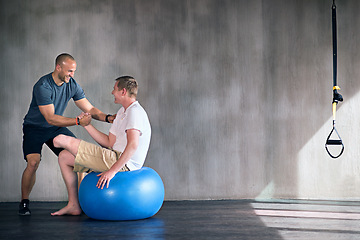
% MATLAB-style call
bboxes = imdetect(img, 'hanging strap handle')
[325,118,344,159]
[325,0,344,159]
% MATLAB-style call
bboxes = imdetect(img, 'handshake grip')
[77,112,91,126]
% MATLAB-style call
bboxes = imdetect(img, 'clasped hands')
[77,112,91,126]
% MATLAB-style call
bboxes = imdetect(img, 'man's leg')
[51,134,82,216]
[51,149,82,216]
[19,153,41,216]
[78,172,85,190]
[53,134,80,156]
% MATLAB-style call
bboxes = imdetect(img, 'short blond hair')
[115,76,138,97]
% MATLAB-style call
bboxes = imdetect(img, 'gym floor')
[1,199,360,239]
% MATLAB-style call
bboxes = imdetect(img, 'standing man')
[19,53,115,216]
[51,76,151,216]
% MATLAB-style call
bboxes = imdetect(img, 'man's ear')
[55,64,61,72]
[122,88,127,96]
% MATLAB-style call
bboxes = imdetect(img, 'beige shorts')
[74,140,129,173]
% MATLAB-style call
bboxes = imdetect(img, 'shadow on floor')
[1,200,360,239]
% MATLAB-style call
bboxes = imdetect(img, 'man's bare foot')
[51,204,82,216]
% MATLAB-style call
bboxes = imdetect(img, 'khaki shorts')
[74,140,129,173]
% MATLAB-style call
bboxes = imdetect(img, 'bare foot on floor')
[51,204,82,216]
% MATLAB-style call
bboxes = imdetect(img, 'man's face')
[111,82,123,104]
[58,59,76,83]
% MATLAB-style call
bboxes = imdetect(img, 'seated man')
[51,76,151,216]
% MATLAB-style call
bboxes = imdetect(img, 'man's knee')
[53,134,70,148]
[54,135,80,157]
[58,150,76,167]
[26,154,41,170]
[59,149,73,160]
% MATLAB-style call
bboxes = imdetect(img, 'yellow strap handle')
[332,86,341,120]
[332,102,337,121]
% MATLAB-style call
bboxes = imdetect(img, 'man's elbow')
[128,142,139,152]
[44,116,57,126]
[89,108,102,120]
[45,118,55,125]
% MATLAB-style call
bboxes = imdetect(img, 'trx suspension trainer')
[325,0,344,158]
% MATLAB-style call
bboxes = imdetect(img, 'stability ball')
[79,167,165,221]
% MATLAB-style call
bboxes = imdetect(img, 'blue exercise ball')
[79,167,165,221]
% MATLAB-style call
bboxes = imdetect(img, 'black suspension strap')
[325,0,344,158]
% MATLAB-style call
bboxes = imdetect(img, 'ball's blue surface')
[79,167,165,220]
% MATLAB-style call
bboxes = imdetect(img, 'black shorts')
[22,124,76,161]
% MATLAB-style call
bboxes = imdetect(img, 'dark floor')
[1,199,360,240]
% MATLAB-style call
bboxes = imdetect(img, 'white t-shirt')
[109,101,151,170]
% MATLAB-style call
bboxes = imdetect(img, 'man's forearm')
[83,124,111,148]
[109,130,140,172]
[46,115,78,127]
[109,142,138,172]
[88,108,106,122]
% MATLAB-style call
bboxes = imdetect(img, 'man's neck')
[123,98,136,111]
[51,72,64,86]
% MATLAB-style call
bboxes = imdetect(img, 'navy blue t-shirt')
[23,73,86,128]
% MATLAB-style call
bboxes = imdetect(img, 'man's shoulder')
[129,102,147,114]
[38,73,53,82]
[68,77,78,84]
[132,101,146,110]
[68,77,83,90]
[34,73,53,90]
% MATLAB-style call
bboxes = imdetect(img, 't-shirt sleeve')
[72,82,86,101]
[126,109,143,135]
[33,83,53,106]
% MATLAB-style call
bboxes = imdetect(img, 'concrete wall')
[1,0,360,202]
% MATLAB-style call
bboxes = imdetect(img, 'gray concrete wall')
[1,0,360,202]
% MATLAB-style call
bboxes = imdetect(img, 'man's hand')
[96,170,117,189]
[107,114,117,123]
[77,112,89,119]
[78,112,91,126]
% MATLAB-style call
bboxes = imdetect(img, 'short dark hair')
[115,76,138,97]
[55,53,75,66]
